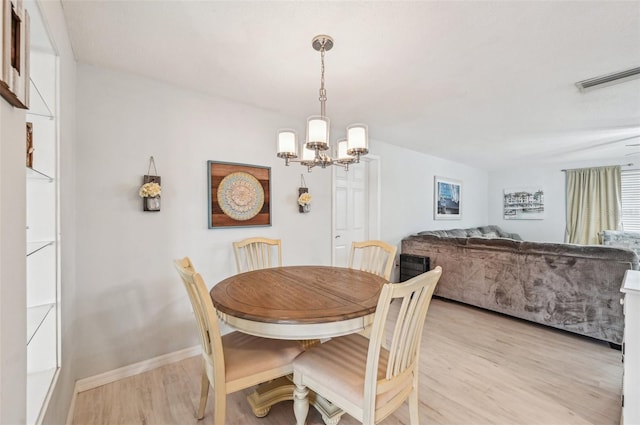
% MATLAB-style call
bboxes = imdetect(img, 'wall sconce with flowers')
[139,156,161,212]
[298,174,312,213]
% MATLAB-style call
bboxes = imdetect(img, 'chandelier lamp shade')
[276,35,369,172]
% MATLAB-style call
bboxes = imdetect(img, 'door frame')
[331,154,381,266]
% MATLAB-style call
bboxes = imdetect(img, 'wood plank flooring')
[71,299,623,425]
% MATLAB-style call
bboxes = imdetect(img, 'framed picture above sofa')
[503,187,544,220]
[434,176,462,220]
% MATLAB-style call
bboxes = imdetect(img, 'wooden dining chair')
[292,266,442,425]
[173,257,303,424]
[348,240,397,280]
[233,237,282,273]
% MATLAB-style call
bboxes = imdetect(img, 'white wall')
[373,138,489,244]
[73,64,489,380]
[73,64,335,378]
[488,158,632,242]
[0,98,28,425]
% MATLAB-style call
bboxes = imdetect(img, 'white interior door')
[332,157,380,267]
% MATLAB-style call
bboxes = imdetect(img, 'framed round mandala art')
[208,161,271,228]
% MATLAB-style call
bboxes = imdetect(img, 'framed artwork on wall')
[434,176,462,220]
[503,187,544,220]
[0,0,29,109]
[208,160,271,229]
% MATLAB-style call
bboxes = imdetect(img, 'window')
[621,169,640,231]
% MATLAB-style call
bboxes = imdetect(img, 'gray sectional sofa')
[401,226,639,345]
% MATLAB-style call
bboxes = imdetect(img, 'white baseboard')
[66,345,200,424]
[75,345,200,393]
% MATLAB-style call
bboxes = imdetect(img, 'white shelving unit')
[25,2,59,424]
[621,270,640,425]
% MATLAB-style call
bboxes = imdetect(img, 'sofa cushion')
[601,230,640,256]
[417,225,522,240]
[478,225,501,235]
[519,240,639,265]
[467,236,521,251]
[465,228,483,237]
[410,234,468,246]
[480,231,498,238]
[445,228,469,237]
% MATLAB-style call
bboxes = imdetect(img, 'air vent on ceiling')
[575,67,640,92]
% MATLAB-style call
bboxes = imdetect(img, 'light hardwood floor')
[72,299,623,425]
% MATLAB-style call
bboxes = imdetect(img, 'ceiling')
[59,0,640,170]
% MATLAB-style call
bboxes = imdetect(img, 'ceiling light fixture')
[276,35,368,172]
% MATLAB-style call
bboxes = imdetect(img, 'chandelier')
[276,35,369,172]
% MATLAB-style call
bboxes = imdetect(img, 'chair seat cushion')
[223,331,303,382]
[293,333,403,408]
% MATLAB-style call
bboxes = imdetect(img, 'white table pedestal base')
[247,376,345,425]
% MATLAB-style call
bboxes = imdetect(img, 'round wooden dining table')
[210,265,387,424]
[210,265,387,340]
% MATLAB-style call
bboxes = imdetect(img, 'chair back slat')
[348,240,397,280]
[233,237,282,273]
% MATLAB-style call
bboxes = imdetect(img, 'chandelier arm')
[333,161,349,171]
[283,155,357,171]
[285,157,317,171]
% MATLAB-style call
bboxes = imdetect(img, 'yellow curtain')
[565,166,621,244]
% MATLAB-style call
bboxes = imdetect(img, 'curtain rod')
[561,163,634,172]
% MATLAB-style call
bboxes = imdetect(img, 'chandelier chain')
[319,42,327,117]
